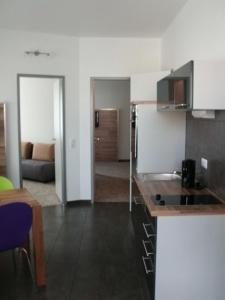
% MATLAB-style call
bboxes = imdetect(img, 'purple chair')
[0,202,33,278]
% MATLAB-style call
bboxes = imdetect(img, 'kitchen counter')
[133,173,225,300]
[134,173,225,216]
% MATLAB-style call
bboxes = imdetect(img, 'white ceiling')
[0,0,188,37]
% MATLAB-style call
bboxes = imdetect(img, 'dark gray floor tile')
[0,203,149,300]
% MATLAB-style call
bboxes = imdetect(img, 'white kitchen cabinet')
[155,215,225,300]
[193,60,225,110]
[130,71,169,102]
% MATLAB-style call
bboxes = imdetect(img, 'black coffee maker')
[182,159,196,188]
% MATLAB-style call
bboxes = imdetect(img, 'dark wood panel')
[95,109,118,161]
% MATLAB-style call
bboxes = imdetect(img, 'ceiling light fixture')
[25,50,50,57]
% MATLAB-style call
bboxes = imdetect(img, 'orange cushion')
[21,142,33,159]
[32,143,54,161]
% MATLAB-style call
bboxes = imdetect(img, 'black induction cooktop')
[152,194,221,206]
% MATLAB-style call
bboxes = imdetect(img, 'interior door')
[95,109,118,161]
[53,79,64,203]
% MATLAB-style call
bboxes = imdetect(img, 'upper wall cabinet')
[130,71,169,102]
[157,61,193,111]
[193,60,225,110]
[157,60,225,111]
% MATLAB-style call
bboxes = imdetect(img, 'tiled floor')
[0,203,150,300]
[95,175,129,202]
[95,162,129,179]
[23,180,60,207]
[95,162,130,202]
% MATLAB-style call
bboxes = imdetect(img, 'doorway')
[91,78,130,203]
[17,74,66,206]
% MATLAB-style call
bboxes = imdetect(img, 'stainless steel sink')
[140,173,181,182]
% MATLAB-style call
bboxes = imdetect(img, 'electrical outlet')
[70,138,76,149]
[201,157,208,170]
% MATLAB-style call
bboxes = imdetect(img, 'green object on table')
[0,176,14,191]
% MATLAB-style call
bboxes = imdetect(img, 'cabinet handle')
[142,256,154,274]
[142,240,154,256]
[143,223,156,238]
[174,103,187,109]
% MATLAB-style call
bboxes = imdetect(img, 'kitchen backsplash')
[186,111,225,199]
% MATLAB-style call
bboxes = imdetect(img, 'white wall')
[0,29,80,201]
[94,79,130,160]
[79,37,162,199]
[2,1,224,201]
[162,0,225,69]
[20,77,55,143]
[0,30,162,201]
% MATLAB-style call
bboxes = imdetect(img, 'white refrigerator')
[129,72,186,211]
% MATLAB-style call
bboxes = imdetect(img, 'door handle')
[94,137,103,142]
[174,103,187,109]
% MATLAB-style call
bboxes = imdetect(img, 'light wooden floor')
[95,162,130,203]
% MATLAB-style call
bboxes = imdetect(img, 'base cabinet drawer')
[132,198,157,300]
[142,256,154,274]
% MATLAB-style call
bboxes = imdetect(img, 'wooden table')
[0,188,46,287]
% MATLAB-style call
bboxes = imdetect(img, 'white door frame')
[17,74,67,205]
[90,77,130,205]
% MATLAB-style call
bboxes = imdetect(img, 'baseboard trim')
[66,200,92,206]
[118,159,130,162]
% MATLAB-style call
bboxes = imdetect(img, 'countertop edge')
[134,174,225,217]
